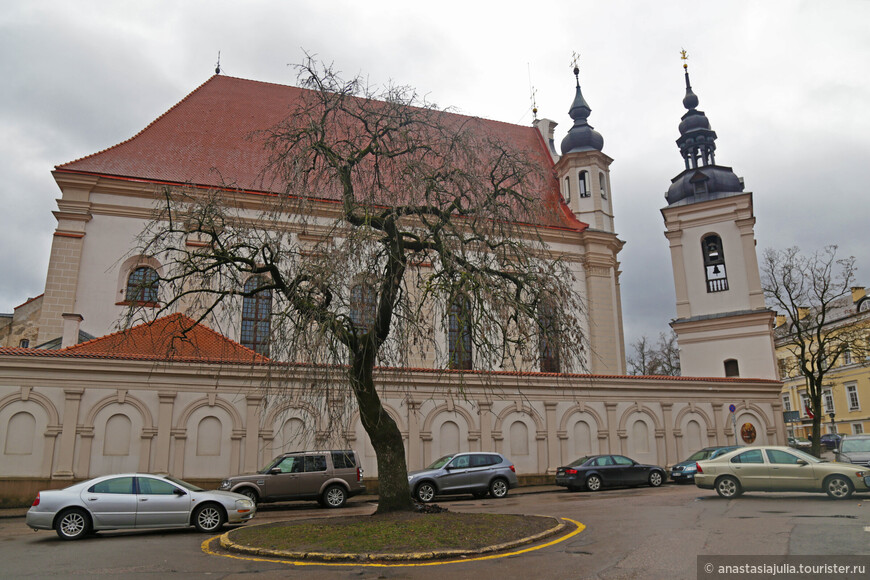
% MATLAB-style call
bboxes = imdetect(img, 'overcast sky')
[2,0,869,351]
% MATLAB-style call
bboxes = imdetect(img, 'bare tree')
[134,58,588,513]
[762,245,865,457]
[627,331,680,376]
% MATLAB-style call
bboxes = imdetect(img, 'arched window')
[563,176,571,202]
[724,359,740,377]
[125,266,159,304]
[702,234,728,293]
[350,282,377,331]
[241,275,272,356]
[538,301,561,373]
[578,170,589,198]
[599,172,607,199]
[448,295,472,370]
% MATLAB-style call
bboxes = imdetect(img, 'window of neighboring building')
[578,171,589,198]
[241,275,272,356]
[724,359,739,377]
[125,266,159,304]
[777,358,789,379]
[782,394,792,412]
[702,234,728,293]
[800,392,811,416]
[846,383,860,411]
[852,423,864,435]
[842,350,852,365]
[599,172,607,199]
[350,282,377,331]
[538,301,560,373]
[823,389,834,414]
[18,339,29,348]
[448,295,472,370]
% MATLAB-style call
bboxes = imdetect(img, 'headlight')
[219,480,230,490]
[408,476,413,481]
[235,498,254,509]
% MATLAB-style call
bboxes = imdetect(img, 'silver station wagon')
[26,473,256,540]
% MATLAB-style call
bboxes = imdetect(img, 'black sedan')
[555,454,666,492]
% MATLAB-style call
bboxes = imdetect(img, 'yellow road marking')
[201,518,585,568]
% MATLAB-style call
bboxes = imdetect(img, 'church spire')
[560,52,603,154]
[666,51,743,205]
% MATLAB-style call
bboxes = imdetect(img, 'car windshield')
[686,449,713,461]
[260,456,283,474]
[841,439,870,453]
[164,475,204,492]
[568,456,592,467]
[426,455,455,469]
[787,449,824,463]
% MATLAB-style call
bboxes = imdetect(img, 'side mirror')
[173,488,187,496]
[269,467,282,475]
[796,459,808,466]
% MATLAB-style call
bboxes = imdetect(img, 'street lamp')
[829,411,836,433]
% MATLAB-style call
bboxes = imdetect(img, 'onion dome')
[666,58,743,205]
[560,65,604,154]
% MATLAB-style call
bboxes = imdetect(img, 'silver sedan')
[26,473,256,540]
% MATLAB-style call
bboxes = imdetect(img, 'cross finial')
[570,51,580,83]
[680,48,689,70]
[530,86,538,120]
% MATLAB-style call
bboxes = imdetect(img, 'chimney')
[533,118,560,162]
[61,313,83,349]
[852,286,866,303]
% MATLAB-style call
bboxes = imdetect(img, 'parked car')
[407,452,518,502]
[787,436,811,450]
[835,435,870,467]
[819,433,842,450]
[555,454,666,492]
[26,473,256,540]
[694,445,870,499]
[670,446,738,483]
[219,450,364,508]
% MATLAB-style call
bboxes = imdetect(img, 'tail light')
[510,465,516,473]
[32,493,40,507]
[357,467,362,482]
[695,462,703,474]
[565,468,578,475]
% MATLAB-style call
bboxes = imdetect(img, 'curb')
[219,514,568,562]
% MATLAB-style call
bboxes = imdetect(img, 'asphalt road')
[4,484,869,579]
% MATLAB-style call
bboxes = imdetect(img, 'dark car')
[820,433,842,450]
[835,435,870,467]
[555,454,666,492]
[669,446,738,483]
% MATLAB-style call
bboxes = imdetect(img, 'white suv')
[407,452,518,502]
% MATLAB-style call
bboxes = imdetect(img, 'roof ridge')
[55,76,220,170]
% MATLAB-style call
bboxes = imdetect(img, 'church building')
[0,60,783,503]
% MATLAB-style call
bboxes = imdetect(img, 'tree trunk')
[350,355,414,513]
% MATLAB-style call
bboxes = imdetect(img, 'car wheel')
[55,508,91,540]
[415,482,436,503]
[238,487,259,504]
[193,503,226,533]
[715,476,741,499]
[489,478,509,498]
[322,485,347,508]
[825,475,854,500]
[648,471,664,487]
[472,490,488,499]
[585,474,602,492]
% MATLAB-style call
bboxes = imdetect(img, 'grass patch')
[229,512,556,553]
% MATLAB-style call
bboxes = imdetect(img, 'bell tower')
[661,53,776,379]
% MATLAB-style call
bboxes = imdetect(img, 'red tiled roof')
[55,75,586,232]
[51,313,270,364]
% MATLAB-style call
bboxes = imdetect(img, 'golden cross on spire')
[680,48,689,70]
[570,51,580,70]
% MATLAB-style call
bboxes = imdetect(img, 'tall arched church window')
[125,266,159,304]
[578,171,589,198]
[702,234,728,293]
[564,176,571,202]
[241,275,272,356]
[599,172,607,199]
[538,301,561,373]
[724,359,740,377]
[350,282,377,331]
[448,295,472,370]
